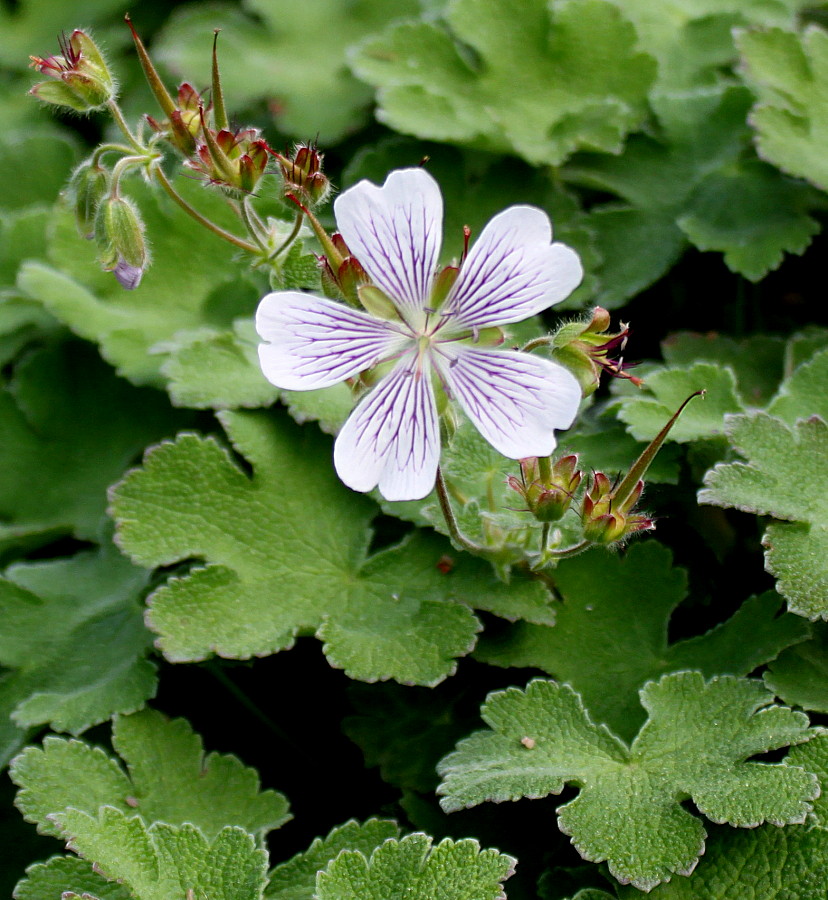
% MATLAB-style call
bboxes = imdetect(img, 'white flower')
[256,168,583,502]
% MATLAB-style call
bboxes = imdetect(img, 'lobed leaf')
[438,674,819,890]
[11,708,289,840]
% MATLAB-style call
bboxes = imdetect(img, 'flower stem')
[521,335,554,353]
[435,466,489,556]
[269,209,304,261]
[92,142,139,166]
[153,166,259,253]
[106,99,145,154]
[239,198,268,252]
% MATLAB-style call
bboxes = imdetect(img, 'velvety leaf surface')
[14,855,131,900]
[55,810,268,900]
[111,410,551,684]
[11,708,289,840]
[476,543,808,740]
[266,819,401,900]
[351,0,655,165]
[765,624,828,713]
[0,543,154,768]
[0,341,186,556]
[315,833,516,900]
[438,674,818,890]
[155,0,421,142]
[700,413,828,618]
[739,25,828,192]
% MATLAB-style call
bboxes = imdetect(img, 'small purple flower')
[256,168,583,501]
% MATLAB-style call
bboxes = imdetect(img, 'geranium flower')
[256,168,583,501]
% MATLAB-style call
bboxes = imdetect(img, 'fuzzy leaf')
[351,0,655,166]
[766,346,828,424]
[11,708,289,840]
[700,413,828,619]
[315,833,515,900]
[54,810,268,900]
[111,410,550,685]
[438,674,818,890]
[739,25,828,192]
[266,819,401,900]
[155,0,420,142]
[617,362,743,443]
[0,543,154,768]
[14,855,130,900]
[476,542,809,740]
[765,624,828,713]
[0,342,186,556]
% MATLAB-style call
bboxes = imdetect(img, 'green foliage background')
[3,0,828,897]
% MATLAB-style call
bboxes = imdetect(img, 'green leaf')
[608,0,804,90]
[437,673,818,890]
[111,410,549,685]
[661,332,786,406]
[266,819,401,900]
[155,0,420,142]
[14,855,131,900]
[476,542,809,740]
[0,543,154,769]
[315,833,515,900]
[351,0,655,166]
[0,341,187,556]
[617,362,743,443]
[676,159,819,281]
[18,175,263,386]
[11,707,290,840]
[765,624,828,713]
[767,346,828,424]
[0,131,79,211]
[739,25,828,192]
[54,809,268,900]
[700,413,828,619]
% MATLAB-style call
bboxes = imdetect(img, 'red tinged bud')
[508,454,583,523]
[29,30,116,112]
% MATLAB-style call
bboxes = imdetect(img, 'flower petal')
[256,291,408,390]
[334,356,440,502]
[434,345,581,458]
[445,206,582,330]
[334,168,443,321]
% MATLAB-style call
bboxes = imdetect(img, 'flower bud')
[66,160,110,238]
[551,306,642,396]
[276,143,331,207]
[508,455,583,523]
[29,30,116,112]
[187,123,273,197]
[581,472,653,544]
[95,195,148,289]
[147,83,202,155]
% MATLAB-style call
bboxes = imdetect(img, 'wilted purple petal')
[334,355,440,501]
[257,291,409,391]
[334,168,443,322]
[434,345,581,459]
[113,258,143,290]
[444,206,582,330]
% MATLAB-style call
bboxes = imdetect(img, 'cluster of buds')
[550,306,643,396]
[29,30,116,112]
[276,144,331,208]
[581,472,654,544]
[187,121,272,197]
[508,455,582,523]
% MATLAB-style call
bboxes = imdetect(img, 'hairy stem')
[435,466,489,556]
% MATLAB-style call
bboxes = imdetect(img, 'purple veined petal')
[256,291,409,391]
[334,168,443,322]
[433,345,582,459]
[334,354,440,502]
[443,206,583,330]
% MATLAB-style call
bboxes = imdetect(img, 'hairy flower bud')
[508,455,582,523]
[187,122,273,197]
[581,472,653,544]
[276,143,331,207]
[551,306,642,396]
[66,160,110,238]
[95,195,148,289]
[29,30,116,112]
